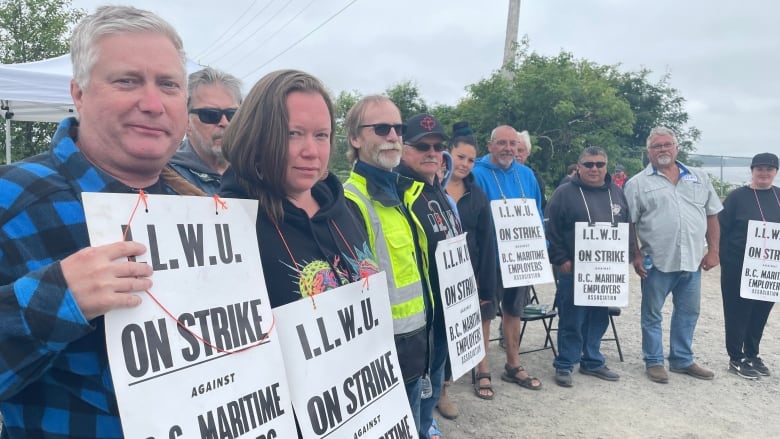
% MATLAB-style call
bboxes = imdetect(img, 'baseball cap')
[614,165,625,172]
[750,152,779,169]
[404,113,448,143]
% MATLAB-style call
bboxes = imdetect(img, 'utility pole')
[502,0,521,71]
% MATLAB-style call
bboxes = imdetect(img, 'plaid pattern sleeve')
[0,119,178,438]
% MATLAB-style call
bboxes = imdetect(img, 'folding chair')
[601,306,624,362]
[492,286,558,358]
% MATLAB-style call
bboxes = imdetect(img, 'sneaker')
[580,366,620,381]
[729,358,760,379]
[747,357,771,376]
[555,369,573,387]
[646,365,669,384]
[670,362,715,380]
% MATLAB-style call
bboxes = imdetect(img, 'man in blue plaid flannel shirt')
[0,6,201,438]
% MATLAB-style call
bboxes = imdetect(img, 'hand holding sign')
[60,241,152,320]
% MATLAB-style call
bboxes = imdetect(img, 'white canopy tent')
[0,54,202,163]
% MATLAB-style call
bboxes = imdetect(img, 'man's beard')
[656,154,673,166]
[372,142,402,170]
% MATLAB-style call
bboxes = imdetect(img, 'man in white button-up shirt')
[624,126,722,384]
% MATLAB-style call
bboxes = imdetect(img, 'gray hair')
[71,5,185,90]
[517,130,532,151]
[344,95,396,163]
[646,126,678,149]
[187,67,243,110]
[579,146,607,162]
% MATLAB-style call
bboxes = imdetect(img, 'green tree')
[608,68,700,174]
[330,90,362,180]
[385,80,429,121]
[457,50,635,187]
[0,0,85,162]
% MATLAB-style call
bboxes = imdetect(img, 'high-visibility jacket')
[344,171,431,382]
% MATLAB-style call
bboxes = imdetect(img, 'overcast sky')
[72,0,779,158]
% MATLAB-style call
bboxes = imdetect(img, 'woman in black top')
[719,152,780,379]
[446,122,498,399]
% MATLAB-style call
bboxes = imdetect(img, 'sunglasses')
[407,142,447,152]
[581,161,607,169]
[359,123,407,136]
[189,108,238,124]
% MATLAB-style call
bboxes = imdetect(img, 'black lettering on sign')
[146,224,171,271]
[177,300,265,361]
[121,224,136,262]
[177,223,204,267]
[338,305,356,341]
[307,386,342,435]
[361,298,377,331]
[121,319,173,378]
[197,383,285,438]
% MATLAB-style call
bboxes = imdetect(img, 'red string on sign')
[123,191,270,355]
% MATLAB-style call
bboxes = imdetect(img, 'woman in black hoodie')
[220,69,378,307]
[445,123,498,401]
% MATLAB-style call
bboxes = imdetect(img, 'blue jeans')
[641,268,701,368]
[553,272,609,372]
[419,322,447,439]
[404,377,422,435]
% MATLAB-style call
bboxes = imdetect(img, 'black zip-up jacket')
[546,173,635,267]
[220,169,378,307]
[395,163,463,332]
[455,174,498,305]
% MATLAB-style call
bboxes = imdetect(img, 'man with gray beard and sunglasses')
[624,126,722,384]
[167,67,242,195]
[342,96,432,436]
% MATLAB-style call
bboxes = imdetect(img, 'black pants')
[721,263,775,361]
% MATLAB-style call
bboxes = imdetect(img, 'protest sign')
[434,233,484,380]
[83,193,296,439]
[274,272,416,439]
[573,222,630,306]
[740,220,780,302]
[491,198,554,287]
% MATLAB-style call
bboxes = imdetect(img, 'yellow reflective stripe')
[391,291,425,320]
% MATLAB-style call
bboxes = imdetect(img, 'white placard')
[83,193,297,439]
[274,272,417,439]
[573,222,630,307]
[740,220,780,301]
[491,198,554,287]
[434,233,484,380]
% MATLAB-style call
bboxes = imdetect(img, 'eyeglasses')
[407,142,447,152]
[359,123,407,136]
[189,108,238,124]
[649,142,676,150]
[492,139,518,148]
[580,161,607,169]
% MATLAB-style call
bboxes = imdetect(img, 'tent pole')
[4,119,10,164]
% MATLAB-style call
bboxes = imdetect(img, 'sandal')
[428,419,442,439]
[501,363,542,390]
[471,368,495,400]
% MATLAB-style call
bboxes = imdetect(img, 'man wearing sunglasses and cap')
[167,67,242,195]
[342,96,432,436]
[395,113,463,439]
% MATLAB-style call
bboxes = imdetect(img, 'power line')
[208,0,295,65]
[241,0,359,79]
[222,0,317,73]
[194,0,270,61]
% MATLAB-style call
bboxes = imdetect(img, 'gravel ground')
[437,266,780,438]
